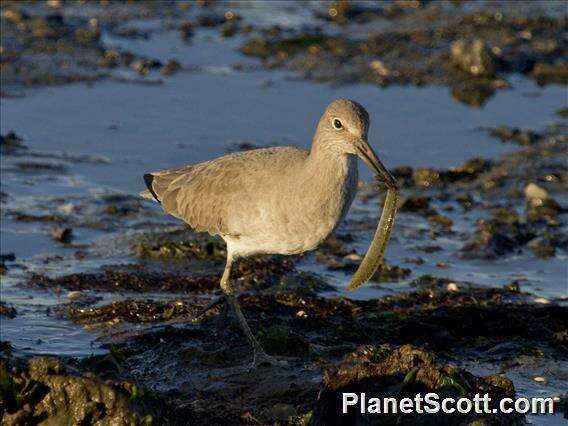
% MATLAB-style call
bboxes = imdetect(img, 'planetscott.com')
[342,393,555,415]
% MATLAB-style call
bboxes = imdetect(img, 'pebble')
[344,253,363,261]
[450,39,497,77]
[524,183,548,201]
[67,291,83,301]
[58,203,75,214]
[447,282,459,292]
[370,60,390,77]
[50,227,73,243]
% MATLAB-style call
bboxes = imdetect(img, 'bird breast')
[226,154,359,257]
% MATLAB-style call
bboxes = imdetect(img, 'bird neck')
[302,138,359,231]
[305,138,357,187]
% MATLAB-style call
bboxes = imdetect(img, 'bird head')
[315,99,397,188]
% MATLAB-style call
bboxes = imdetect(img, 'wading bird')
[141,99,399,368]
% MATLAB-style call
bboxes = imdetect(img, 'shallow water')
[1,13,566,420]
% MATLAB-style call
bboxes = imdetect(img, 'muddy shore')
[3,119,567,422]
[1,1,567,425]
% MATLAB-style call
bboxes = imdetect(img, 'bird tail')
[141,173,161,203]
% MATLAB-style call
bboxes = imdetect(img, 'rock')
[256,325,309,357]
[489,126,542,145]
[16,161,66,172]
[369,59,390,77]
[415,244,443,253]
[451,79,496,107]
[310,345,524,425]
[13,213,64,223]
[446,158,493,181]
[179,21,194,40]
[317,1,383,24]
[240,34,339,59]
[456,193,475,209]
[1,252,15,273]
[428,214,453,230]
[160,59,182,76]
[74,27,100,45]
[57,203,75,215]
[135,234,227,262]
[0,357,153,425]
[504,281,521,292]
[532,62,568,85]
[46,0,62,8]
[1,253,16,263]
[399,196,431,213]
[446,282,459,292]
[99,50,120,68]
[1,132,27,154]
[410,274,441,287]
[461,210,535,259]
[394,0,427,9]
[371,263,411,283]
[220,21,239,38]
[64,299,194,325]
[526,197,562,224]
[65,291,101,306]
[67,291,83,301]
[523,183,562,223]
[483,374,516,397]
[50,227,73,243]
[2,8,30,24]
[315,236,357,271]
[450,39,498,77]
[556,107,568,118]
[131,58,162,76]
[527,236,556,258]
[412,168,441,187]
[0,302,17,318]
[109,26,148,40]
[196,14,226,27]
[391,166,413,187]
[524,183,549,201]
[552,330,568,345]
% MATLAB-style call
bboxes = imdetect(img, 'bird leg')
[192,296,226,321]
[220,257,285,369]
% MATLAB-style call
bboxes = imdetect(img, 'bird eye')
[333,118,343,130]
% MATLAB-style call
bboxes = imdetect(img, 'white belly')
[225,221,335,257]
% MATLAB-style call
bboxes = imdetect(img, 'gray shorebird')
[141,99,399,368]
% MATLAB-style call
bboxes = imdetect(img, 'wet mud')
[6,274,566,424]
[1,356,157,425]
[372,121,567,261]
[3,1,566,106]
[238,2,567,106]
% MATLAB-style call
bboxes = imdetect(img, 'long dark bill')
[348,140,399,291]
[355,140,397,188]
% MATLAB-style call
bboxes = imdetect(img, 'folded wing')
[141,147,308,236]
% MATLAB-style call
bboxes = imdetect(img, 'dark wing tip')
[143,173,161,204]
